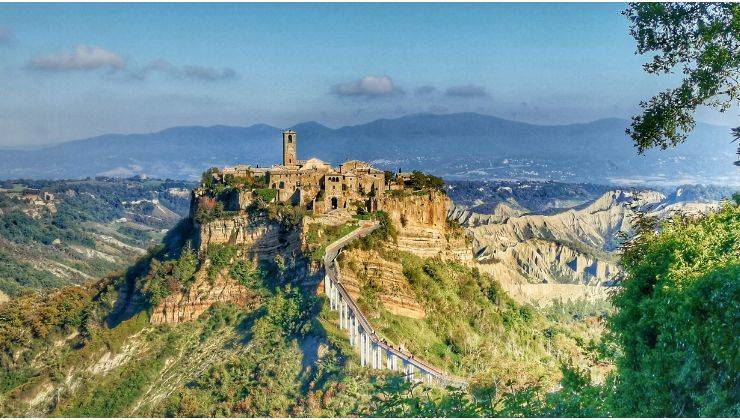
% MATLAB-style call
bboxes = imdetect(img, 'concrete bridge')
[323,221,467,388]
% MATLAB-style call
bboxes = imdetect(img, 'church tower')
[282,130,297,166]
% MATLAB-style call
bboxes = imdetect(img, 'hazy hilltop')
[0,113,736,186]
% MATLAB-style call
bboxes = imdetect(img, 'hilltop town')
[193,130,443,218]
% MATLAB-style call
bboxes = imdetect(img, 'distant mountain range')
[1,113,737,186]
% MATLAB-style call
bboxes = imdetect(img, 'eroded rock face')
[150,266,260,324]
[195,214,301,262]
[339,249,425,319]
[152,215,304,325]
[380,191,472,262]
[450,190,661,286]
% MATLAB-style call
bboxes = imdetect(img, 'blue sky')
[0,3,734,147]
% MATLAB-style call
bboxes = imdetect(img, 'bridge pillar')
[359,331,367,366]
[332,281,337,311]
[386,350,396,370]
[348,313,355,346]
[332,289,337,311]
[352,315,359,348]
[344,301,352,335]
[325,276,332,309]
[404,363,414,382]
[370,343,376,369]
[339,299,346,330]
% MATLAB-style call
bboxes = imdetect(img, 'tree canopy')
[610,203,739,416]
[623,3,740,164]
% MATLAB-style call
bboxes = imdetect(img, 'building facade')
[222,130,387,213]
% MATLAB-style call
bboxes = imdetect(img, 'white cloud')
[445,84,489,98]
[331,75,403,98]
[28,45,125,71]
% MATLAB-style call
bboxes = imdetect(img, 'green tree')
[200,167,221,189]
[623,3,740,164]
[609,204,739,416]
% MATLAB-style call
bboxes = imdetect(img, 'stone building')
[221,130,387,214]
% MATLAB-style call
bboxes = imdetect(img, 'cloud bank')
[331,75,403,98]
[28,45,125,71]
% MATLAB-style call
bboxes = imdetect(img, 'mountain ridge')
[0,112,736,185]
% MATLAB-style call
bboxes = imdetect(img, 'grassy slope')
[343,245,611,390]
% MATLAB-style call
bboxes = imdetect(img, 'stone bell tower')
[282,130,297,166]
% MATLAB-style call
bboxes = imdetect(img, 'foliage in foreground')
[623,3,739,163]
[609,203,739,417]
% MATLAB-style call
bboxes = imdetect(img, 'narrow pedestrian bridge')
[323,222,467,388]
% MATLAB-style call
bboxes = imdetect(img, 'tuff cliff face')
[379,191,472,261]
[194,214,301,261]
[151,214,304,324]
[338,191,472,319]
[338,249,425,319]
[150,263,260,324]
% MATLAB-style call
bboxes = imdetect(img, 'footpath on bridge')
[322,219,467,388]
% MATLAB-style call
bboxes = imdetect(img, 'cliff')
[150,263,260,324]
[338,249,425,319]
[194,213,301,261]
[449,190,661,288]
[150,213,305,324]
[379,191,472,262]
[337,190,471,319]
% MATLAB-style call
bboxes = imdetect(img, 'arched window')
[288,134,293,143]
[272,183,276,189]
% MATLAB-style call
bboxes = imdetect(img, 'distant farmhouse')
[199,130,413,214]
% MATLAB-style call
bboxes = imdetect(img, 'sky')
[0,3,735,148]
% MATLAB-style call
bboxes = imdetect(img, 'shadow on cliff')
[106,217,195,328]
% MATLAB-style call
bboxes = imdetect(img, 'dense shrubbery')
[0,286,93,391]
[305,222,359,261]
[405,171,445,192]
[609,203,739,416]
[254,188,277,203]
[0,209,92,247]
[206,244,238,279]
[350,211,397,251]
[193,199,224,224]
[140,247,198,306]
[160,286,370,417]
[229,259,265,289]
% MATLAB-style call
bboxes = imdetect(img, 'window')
[279,181,285,189]
[288,134,293,142]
